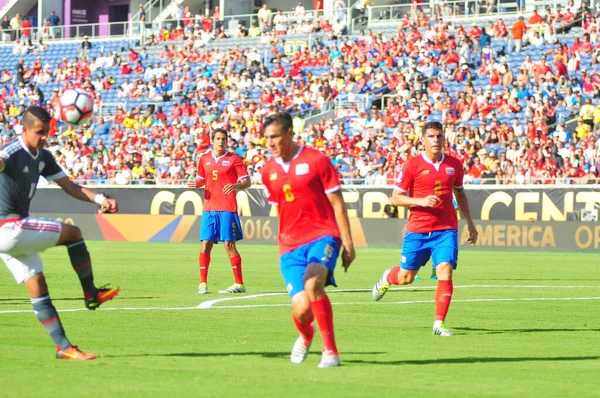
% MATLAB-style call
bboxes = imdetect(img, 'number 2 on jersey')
[212,170,218,180]
[283,184,294,202]
[434,180,442,195]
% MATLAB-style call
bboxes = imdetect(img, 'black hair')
[23,105,51,128]
[212,128,228,140]
[422,121,444,137]
[263,112,293,133]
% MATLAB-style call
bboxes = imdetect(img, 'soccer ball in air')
[58,89,94,125]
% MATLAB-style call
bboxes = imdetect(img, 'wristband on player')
[94,194,107,205]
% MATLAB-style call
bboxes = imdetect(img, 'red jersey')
[395,153,464,233]
[197,152,248,212]
[261,147,341,255]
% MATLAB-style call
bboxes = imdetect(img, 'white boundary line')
[0,284,598,314]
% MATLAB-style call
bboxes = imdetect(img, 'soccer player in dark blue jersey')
[0,106,120,360]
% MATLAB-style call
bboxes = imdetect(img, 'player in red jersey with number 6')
[372,121,478,336]
[261,112,355,368]
[188,128,251,294]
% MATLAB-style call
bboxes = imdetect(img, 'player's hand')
[101,198,118,213]
[187,178,198,189]
[341,244,355,272]
[222,183,237,195]
[467,221,478,245]
[420,195,441,208]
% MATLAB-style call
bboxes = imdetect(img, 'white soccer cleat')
[290,335,312,364]
[372,269,391,301]
[318,350,341,368]
[432,321,454,337]
[198,282,208,294]
[218,283,246,294]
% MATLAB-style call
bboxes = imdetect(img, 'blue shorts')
[280,236,340,298]
[400,230,458,271]
[200,211,243,243]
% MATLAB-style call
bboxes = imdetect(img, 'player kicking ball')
[0,106,120,360]
[188,128,251,294]
[372,121,477,336]
[261,113,355,368]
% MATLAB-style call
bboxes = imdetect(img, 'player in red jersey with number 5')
[372,121,478,336]
[188,128,251,294]
[261,112,355,368]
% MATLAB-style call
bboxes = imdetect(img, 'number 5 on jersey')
[283,184,294,202]
[212,170,218,180]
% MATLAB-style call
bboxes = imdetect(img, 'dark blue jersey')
[0,138,66,220]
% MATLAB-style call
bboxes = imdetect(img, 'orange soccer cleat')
[56,346,96,360]
[84,286,121,310]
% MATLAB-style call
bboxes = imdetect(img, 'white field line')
[0,284,598,314]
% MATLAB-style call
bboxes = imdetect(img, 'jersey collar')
[274,146,303,174]
[421,152,444,171]
[18,136,39,160]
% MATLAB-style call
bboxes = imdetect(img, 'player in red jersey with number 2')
[372,121,478,336]
[188,128,250,294]
[261,112,355,368]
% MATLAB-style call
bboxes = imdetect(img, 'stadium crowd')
[0,2,600,186]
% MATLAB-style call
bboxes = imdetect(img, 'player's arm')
[453,164,478,244]
[222,157,251,195]
[188,157,206,188]
[54,177,118,212]
[327,189,355,272]
[319,155,355,271]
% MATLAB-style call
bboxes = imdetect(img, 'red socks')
[199,253,210,283]
[386,266,401,285]
[311,296,338,355]
[230,255,243,284]
[435,280,454,321]
[293,314,315,344]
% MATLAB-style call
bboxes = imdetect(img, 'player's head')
[212,128,228,154]
[263,112,294,159]
[22,105,51,151]
[421,121,444,156]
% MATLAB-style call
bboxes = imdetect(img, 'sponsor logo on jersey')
[296,164,309,175]
[206,162,211,165]
[23,166,29,173]
[422,170,430,175]
[270,173,277,181]
[446,167,455,175]
[222,160,231,166]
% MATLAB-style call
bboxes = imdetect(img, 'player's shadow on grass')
[470,278,600,281]
[106,351,385,359]
[0,296,157,305]
[345,355,600,366]
[454,327,600,334]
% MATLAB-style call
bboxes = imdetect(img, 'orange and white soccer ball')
[58,89,94,125]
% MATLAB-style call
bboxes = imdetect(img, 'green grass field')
[0,242,599,398]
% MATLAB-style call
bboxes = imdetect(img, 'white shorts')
[0,218,62,284]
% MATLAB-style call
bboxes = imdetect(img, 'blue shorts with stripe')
[200,211,243,243]
[280,236,340,298]
[400,230,458,270]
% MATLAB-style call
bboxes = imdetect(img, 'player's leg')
[281,248,315,364]
[218,212,245,293]
[372,232,428,301]
[1,252,95,360]
[55,221,120,309]
[304,236,341,368]
[430,262,438,280]
[430,230,459,337]
[198,211,217,294]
